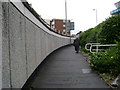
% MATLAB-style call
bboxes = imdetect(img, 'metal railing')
[85,43,117,53]
[85,43,100,52]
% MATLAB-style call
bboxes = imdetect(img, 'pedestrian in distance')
[73,38,80,53]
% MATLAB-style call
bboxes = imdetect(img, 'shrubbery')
[80,15,120,46]
[79,15,120,77]
[99,15,120,44]
[89,46,120,76]
[80,23,102,48]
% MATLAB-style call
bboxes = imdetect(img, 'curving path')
[23,45,111,89]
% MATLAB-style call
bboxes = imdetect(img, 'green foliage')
[116,41,120,60]
[81,48,88,53]
[79,28,93,48]
[99,15,120,44]
[79,22,103,49]
[89,46,120,76]
[79,15,120,78]
[79,15,120,48]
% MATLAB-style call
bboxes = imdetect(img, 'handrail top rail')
[85,43,117,53]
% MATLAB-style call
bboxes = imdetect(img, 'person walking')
[73,38,80,53]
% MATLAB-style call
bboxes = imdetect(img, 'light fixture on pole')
[65,0,71,43]
[93,9,98,52]
[65,0,68,33]
[65,0,67,23]
[93,9,98,25]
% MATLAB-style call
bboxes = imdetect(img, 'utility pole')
[65,0,68,32]
[93,9,98,25]
[93,9,98,52]
[65,0,71,43]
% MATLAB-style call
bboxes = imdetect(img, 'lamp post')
[93,9,98,25]
[65,0,70,35]
[65,0,68,34]
[65,0,67,24]
[65,0,71,43]
[93,9,98,52]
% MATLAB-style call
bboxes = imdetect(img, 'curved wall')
[1,0,71,88]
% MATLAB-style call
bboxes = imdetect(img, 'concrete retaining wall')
[0,1,2,89]
[1,1,71,89]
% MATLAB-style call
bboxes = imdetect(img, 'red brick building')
[51,19,67,35]
[44,19,72,35]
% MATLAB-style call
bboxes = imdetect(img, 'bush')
[79,22,103,50]
[81,48,88,53]
[99,15,120,44]
[79,15,120,49]
[89,47,120,76]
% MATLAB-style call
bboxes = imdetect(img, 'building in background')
[111,1,120,15]
[51,19,66,35]
[44,19,74,36]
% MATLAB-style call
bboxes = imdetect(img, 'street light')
[93,9,98,25]
[93,9,98,52]
[65,0,68,32]
[65,0,71,36]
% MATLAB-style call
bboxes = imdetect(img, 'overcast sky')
[27,0,119,34]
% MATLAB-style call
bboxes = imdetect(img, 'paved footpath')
[26,45,112,89]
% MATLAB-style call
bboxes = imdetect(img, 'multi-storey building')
[51,19,66,35]
[44,19,74,35]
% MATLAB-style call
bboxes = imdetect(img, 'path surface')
[26,45,111,89]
